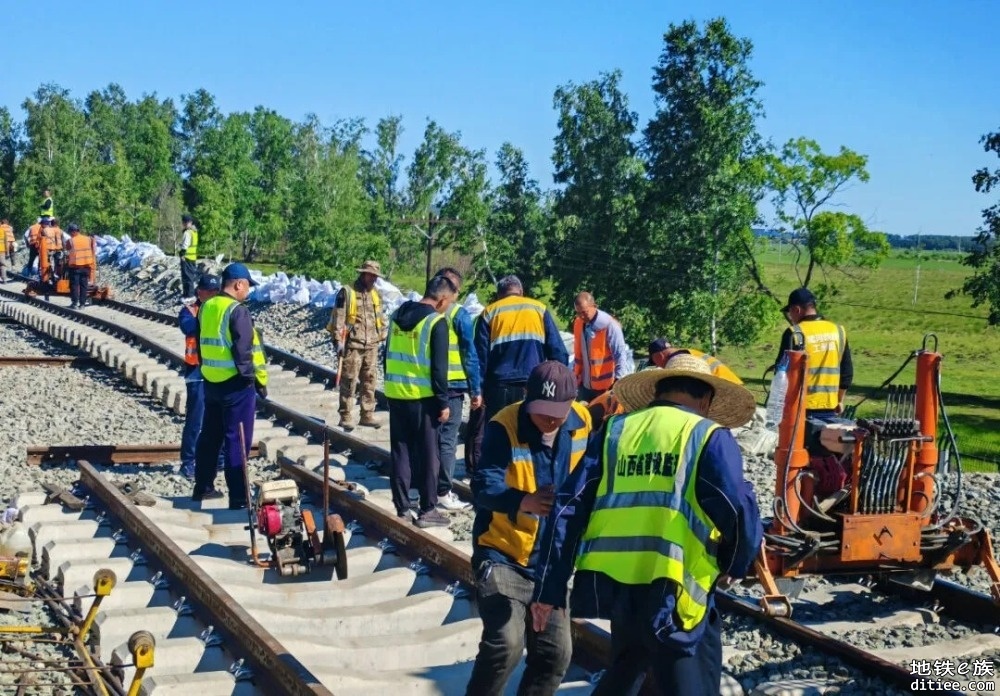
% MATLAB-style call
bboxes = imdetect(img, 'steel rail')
[0,355,101,368]
[26,443,260,466]
[75,460,333,696]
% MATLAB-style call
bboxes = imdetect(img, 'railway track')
[2,281,999,693]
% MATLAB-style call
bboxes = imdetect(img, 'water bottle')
[764,356,789,432]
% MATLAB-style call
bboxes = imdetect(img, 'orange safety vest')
[67,234,95,268]
[183,304,200,366]
[28,224,42,247]
[573,313,620,392]
[43,227,63,251]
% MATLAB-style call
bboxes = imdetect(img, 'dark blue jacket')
[532,401,763,653]
[471,403,594,580]
[178,303,200,379]
[450,304,482,397]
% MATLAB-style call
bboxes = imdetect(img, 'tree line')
[1,18,911,347]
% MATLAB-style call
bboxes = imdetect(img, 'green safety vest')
[198,294,268,385]
[184,227,198,261]
[384,311,443,400]
[445,303,467,389]
[576,405,721,631]
[40,197,54,218]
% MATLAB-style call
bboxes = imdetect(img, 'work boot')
[358,414,381,429]
[339,418,355,432]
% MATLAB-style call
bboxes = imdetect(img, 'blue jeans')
[437,394,464,495]
[194,381,257,505]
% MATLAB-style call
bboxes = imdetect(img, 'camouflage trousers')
[339,344,379,424]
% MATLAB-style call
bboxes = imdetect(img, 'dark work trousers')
[592,582,722,696]
[464,402,487,475]
[181,371,225,476]
[194,380,257,505]
[68,267,89,306]
[465,561,572,696]
[26,246,38,275]
[388,396,442,515]
[180,258,199,298]
[484,381,527,421]
[437,393,464,495]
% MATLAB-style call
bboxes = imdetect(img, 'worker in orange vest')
[177,274,222,479]
[65,224,96,308]
[0,218,14,283]
[26,218,43,274]
[573,291,629,402]
[648,338,744,385]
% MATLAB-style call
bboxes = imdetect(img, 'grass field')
[720,247,1000,471]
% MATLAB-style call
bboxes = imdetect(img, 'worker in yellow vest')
[0,218,14,283]
[648,338,743,385]
[466,361,593,695]
[776,287,853,422]
[327,260,387,431]
[194,263,267,509]
[178,214,199,301]
[530,354,761,695]
[177,275,221,479]
[39,189,54,219]
[384,274,456,528]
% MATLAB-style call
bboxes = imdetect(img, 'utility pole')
[398,211,465,287]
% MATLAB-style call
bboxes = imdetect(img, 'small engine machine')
[254,480,318,577]
[755,334,1000,616]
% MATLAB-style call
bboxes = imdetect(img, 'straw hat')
[356,260,383,277]
[613,353,756,428]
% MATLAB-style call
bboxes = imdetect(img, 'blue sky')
[4,1,997,237]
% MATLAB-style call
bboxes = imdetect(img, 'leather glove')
[255,382,268,400]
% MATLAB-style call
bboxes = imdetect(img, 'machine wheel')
[128,629,156,654]
[333,530,348,580]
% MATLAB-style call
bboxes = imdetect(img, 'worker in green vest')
[530,354,762,695]
[383,273,457,529]
[194,263,267,510]
[178,213,200,301]
[40,189,54,219]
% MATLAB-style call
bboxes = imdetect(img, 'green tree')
[550,70,645,330]
[642,18,772,350]
[363,115,406,261]
[245,107,295,261]
[0,108,19,220]
[485,143,549,294]
[960,128,1000,324]
[766,137,890,288]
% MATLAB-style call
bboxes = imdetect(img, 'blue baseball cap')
[197,274,221,291]
[221,263,259,287]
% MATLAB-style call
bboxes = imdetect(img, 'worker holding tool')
[572,291,629,402]
[178,274,221,479]
[383,273,456,528]
[775,287,853,423]
[194,263,268,509]
[65,224,96,309]
[647,338,743,384]
[465,361,593,696]
[530,354,761,695]
[327,260,386,432]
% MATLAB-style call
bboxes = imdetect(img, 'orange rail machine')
[755,334,1000,616]
[24,234,112,301]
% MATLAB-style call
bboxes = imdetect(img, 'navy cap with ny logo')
[525,361,577,419]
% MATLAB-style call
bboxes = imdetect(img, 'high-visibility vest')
[482,295,547,350]
[587,390,623,423]
[384,311,442,400]
[183,304,200,366]
[445,303,467,389]
[1,225,13,245]
[573,313,620,392]
[43,227,63,251]
[183,227,198,261]
[795,319,845,410]
[685,349,743,385]
[198,294,268,385]
[344,286,383,332]
[66,234,95,268]
[40,197,54,218]
[28,224,41,247]
[576,405,721,632]
[476,401,592,566]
